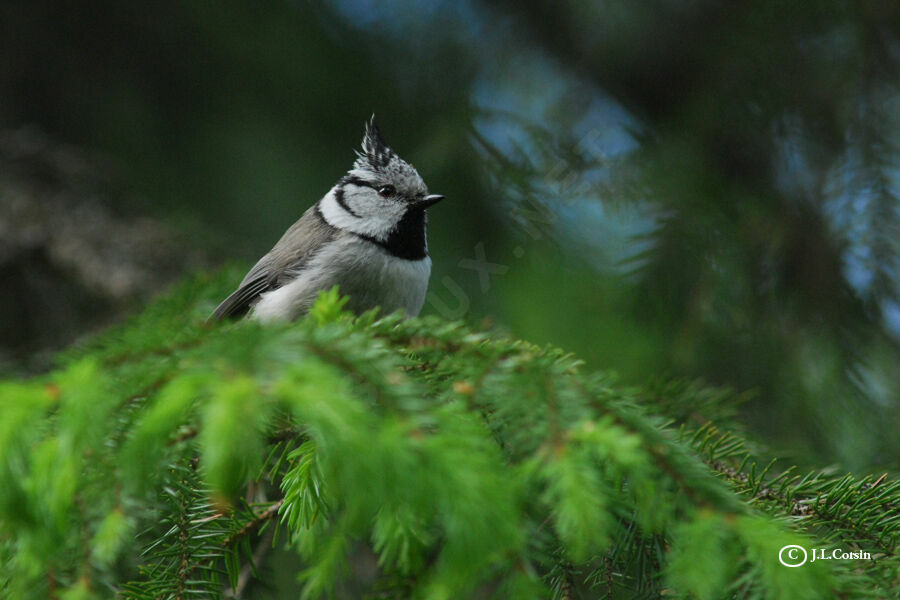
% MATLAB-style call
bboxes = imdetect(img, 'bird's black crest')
[362,115,394,169]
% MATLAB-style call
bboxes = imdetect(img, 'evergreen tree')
[1,272,896,599]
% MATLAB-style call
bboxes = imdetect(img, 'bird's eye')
[378,185,396,198]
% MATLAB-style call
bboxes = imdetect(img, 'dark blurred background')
[2,0,899,472]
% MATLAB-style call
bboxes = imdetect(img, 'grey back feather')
[210,205,338,321]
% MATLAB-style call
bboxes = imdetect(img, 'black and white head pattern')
[318,116,434,260]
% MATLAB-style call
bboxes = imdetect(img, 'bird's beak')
[414,194,444,209]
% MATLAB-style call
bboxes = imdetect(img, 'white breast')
[251,236,431,322]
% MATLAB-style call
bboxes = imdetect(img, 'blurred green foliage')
[1,1,898,475]
[1,275,895,598]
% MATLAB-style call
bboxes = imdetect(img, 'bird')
[210,116,443,322]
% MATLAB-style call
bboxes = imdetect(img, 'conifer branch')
[1,276,897,598]
[223,499,284,549]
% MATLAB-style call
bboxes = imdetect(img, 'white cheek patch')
[319,188,357,230]
[319,186,405,241]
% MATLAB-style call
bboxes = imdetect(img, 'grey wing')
[208,269,271,321]
[209,205,337,321]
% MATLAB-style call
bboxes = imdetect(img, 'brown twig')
[223,499,285,548]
